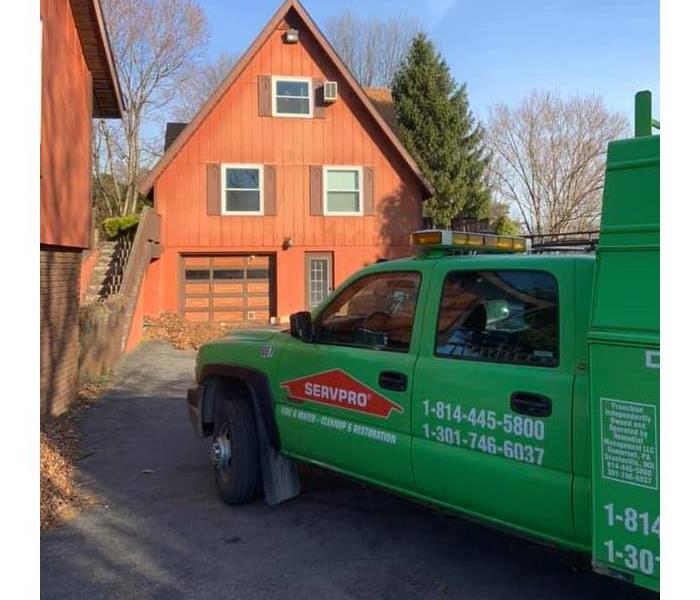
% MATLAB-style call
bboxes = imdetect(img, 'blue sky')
[198,0,659,125]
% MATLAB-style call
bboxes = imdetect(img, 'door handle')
[510,392,552,417]
[378,371,407,392]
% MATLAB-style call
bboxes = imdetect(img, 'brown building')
[40,0,122,417]
[138,0,433,326]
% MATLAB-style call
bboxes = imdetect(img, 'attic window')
[272,76,312,117]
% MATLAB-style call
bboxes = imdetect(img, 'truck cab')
[273,250,596,551]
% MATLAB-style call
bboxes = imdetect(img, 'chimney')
[163,122,189,153]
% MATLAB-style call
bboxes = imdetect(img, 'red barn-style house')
[40,0,122,416]
[138,0,433,325]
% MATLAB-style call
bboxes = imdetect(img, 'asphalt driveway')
[41,341,657,600]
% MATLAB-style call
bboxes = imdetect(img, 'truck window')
[315,272,421,352]
[435,270,559,367]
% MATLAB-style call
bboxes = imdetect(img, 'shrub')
[101,214,140,240]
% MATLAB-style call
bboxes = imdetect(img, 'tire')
[211,381,261,505]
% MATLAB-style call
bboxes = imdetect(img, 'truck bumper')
[186,385,205,437]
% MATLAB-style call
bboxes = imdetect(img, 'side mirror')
[290,311,313,342]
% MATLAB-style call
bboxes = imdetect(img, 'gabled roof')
[69,0,123,118]
[139,0,433,198]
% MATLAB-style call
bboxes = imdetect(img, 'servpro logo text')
[303,382,369,408]
[281,369,403,418]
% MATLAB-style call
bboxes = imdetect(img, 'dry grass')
[143,311,231,350]
[40,377,109,530]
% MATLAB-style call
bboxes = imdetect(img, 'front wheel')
[211,385,261,505]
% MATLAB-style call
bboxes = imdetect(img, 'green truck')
[187,92,659,592]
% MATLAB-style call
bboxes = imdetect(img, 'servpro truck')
[187,92,660,592]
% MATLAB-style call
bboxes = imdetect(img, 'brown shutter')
[258,75,272,116]
[264,165,277,216]
[207,163,221,215]
[363,166,375,216]
[309,165,323,215]
[312,78,326,119]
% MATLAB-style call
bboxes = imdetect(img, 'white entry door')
[305,252,333,310]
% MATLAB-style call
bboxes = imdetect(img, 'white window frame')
[221,164,264,216]
[271,75,313,118]
[323,166,364,216]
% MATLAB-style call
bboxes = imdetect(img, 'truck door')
[412,263,576,542]
[276,270,424,489]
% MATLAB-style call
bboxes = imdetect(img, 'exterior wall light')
[282,237,293,250]
[284,28,299,43]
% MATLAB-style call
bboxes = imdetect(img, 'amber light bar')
[410,230,527,253]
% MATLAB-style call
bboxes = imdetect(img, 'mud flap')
[187,386,204,437]
[252,401,300,505]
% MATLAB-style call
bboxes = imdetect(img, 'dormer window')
[272,76,312,117]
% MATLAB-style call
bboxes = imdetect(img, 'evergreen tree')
[392,33,490,228]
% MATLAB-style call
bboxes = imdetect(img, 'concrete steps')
[83,240,131,303]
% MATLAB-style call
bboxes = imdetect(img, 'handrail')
[117,206,161,350]
[119,206,160,296]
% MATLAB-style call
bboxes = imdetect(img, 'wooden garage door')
[182,255,271,323]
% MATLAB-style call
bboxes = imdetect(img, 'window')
[323,166,362,215]
[185,269,210,280]
[213,269,244,280]
[222,165,263,215]
[435,270,559,367]
[315,272,421,352]
[272,76,312,117]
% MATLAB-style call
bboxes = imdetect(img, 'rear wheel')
[210,381,261,505]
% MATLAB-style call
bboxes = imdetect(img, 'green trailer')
[186,92,660,592]
[589,91,660,589]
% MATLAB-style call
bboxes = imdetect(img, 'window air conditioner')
[323,81,338,103]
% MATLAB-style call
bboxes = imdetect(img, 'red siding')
[78,247,99,302]
[145,13,423,320]
[40,0,93,250]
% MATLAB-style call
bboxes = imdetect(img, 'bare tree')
[171,52,238,122]
[325,12,421,88]
[486,91,628,235]
[93,0,209,217]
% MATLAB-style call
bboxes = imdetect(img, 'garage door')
[182,255,271,323]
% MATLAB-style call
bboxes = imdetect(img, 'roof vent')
[323,81,338,103]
